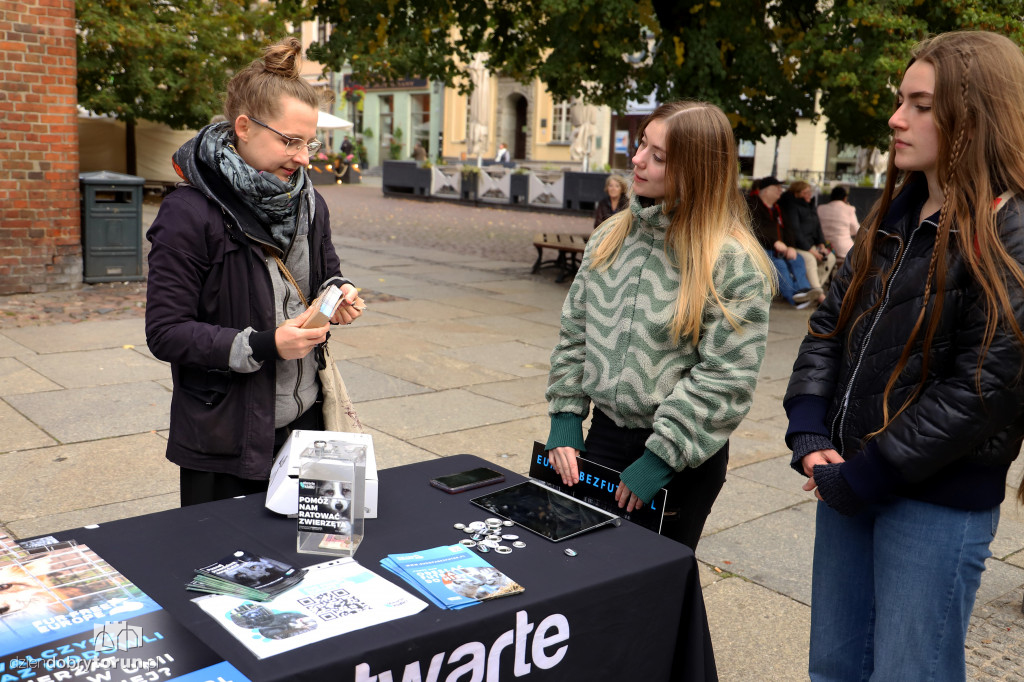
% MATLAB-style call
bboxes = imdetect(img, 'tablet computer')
[470,480,621,543]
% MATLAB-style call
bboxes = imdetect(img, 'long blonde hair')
[590,101,775,345]
[812,32,1024,499]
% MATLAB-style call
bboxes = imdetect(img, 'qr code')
[298,588,370,621]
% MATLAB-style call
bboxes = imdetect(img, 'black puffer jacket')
[785,178,1024,509]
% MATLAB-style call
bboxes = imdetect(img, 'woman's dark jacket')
[785,178,1024,510]
[593,194,627,228]
[778,192,826,251]
[145,182,340,480]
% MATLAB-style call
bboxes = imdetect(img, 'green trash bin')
[79,171,146,283]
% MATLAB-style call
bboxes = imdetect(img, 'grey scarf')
[185,122,312,253]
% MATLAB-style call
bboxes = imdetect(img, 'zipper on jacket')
[830,219,937,453]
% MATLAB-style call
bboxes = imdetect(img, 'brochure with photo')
[380,545,524,610]
[0,535,250,681]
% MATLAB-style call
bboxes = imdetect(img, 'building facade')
[0,0,81,294]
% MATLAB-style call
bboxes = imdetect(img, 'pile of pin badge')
[452,518,576,556]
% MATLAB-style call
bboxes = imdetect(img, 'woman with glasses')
[145,37,362,506]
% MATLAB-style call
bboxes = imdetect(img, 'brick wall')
[0,0,81,294]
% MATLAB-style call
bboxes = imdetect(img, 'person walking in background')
[816,185,860,261]
[746,177,822,308]
[145,37,363,507]
[545,101,775,558]
[785,31,1024,681]
[779,180,836,299]
[592,174,629,228]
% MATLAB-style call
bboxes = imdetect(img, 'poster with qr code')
[192,558,427,658]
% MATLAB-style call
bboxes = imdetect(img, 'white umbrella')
[317,111,354,130]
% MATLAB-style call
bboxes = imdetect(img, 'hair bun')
[262,37,303,80]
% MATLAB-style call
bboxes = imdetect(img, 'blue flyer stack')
[381,545,524,610]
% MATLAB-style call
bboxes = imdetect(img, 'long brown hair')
[590,101,775,345]
[815,32,1024,500]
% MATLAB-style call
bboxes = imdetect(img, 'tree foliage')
[296,0,1024,147]
[799,0,1024,149]
[76,0,297,130]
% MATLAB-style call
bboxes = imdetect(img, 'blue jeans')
[809,499,998,681]
[767,249,812,304]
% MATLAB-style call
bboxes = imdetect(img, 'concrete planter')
[383,161,431,196]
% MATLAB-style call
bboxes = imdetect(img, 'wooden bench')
[531,232,589,283]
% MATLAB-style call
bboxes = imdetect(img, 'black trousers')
[583,408,728,551]
[179,402,324,507]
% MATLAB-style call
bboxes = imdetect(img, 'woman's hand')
[801,448,845,500]
[330,284,364,325]
[276,306,329,360]
[615,481,644,513]
[548,446,581,486]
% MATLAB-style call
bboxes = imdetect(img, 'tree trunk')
[126,119,137,176]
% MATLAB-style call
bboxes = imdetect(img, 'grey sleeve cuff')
[790,432,837,476]
[228,328,264,373]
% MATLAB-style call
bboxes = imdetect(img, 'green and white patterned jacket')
[546,197,772,502]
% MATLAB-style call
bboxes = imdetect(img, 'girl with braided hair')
[785,31,1024,679]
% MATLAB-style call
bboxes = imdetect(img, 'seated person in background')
[779,180,836,299]
[746,177,822,309]
[593,174,629,228]
[816,185,860,260]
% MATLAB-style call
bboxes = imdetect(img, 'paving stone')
[975,559,1024,612]
[363,299,483,322]
[351,352,517,390]
[8,494,180,540]
[452,315,561,349]
[703,476,807,537]
[728,419,791,469]
[354,389,531,439]
[334,359,432,402]
[0,333,35,357]
[0,319,147,354]
[466,375,549,407]
[697,502,817,606]
[0,432,177,523]
[0,357,62,396]
[361,427,442,470]
[0,399,57,452]
[4,381,171,443]
[439,341,551,378]
[758,337,803,383]
[440,294,543,316]
[731,454,806,493]
[384,264,519,285]
[702,577,810,682]
[385,320,511,349]
[19,347,170,388]
[410,415,550,476]
[331,325,446,355]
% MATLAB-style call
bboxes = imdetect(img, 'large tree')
[800,0,1024,149]
[76,0,295,173]
[298,0,1024,147]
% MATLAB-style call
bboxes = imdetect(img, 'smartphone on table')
[429,467,506,494]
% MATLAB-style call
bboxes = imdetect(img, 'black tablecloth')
[58,455,716,681]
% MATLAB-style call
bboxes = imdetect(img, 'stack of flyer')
[381,544,524,610]
[187,549,306,601]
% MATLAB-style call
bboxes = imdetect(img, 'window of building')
[551,101,572,143]
[411,93,430,147]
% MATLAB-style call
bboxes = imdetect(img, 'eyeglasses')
[249,117,322,157]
